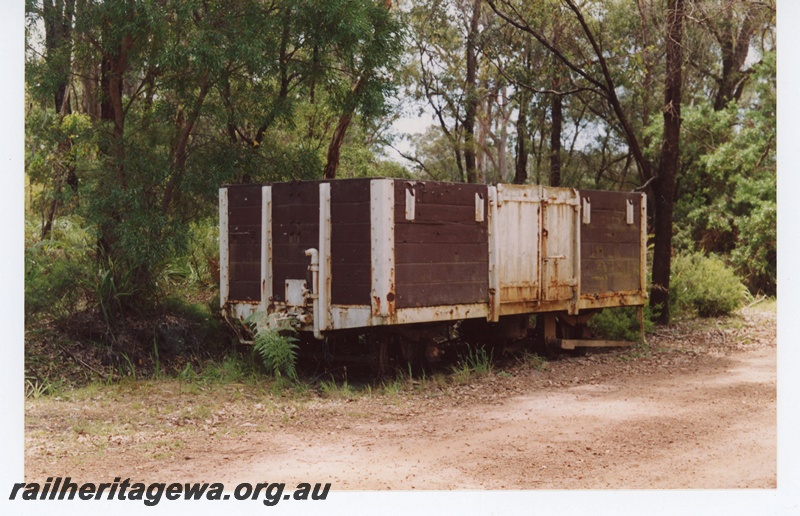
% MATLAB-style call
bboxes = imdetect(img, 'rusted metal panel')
[226,184,263,302]
[398,283,488,307]
[395,223,488,244]
[227,185,261,206]
[270,181,320,302]
[228,281,261,301]
[397,242,487,263]
[494,184,541,306]
[579,292,647,310]
[370,179,396,317]
[271,206,319,223]
[228,243,260,262]
[331,243,371,260]
[578,190,645,297]
[494,185,579,314]
[329,263,371,305]
[229,262,260,279]
[541,186,580,305]
[327,303,490,330]
[331,225,371,244]
[582,242,641,259]
[393,180,489,309]
[405,204,484,223]
[395,262,487,284]
[330,179,371,306]
[228,205,261,224]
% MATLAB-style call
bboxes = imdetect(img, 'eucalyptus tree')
[673,0,776,293]
[402,0,500,183]
[25,0,405,316]
[486,0,688,322]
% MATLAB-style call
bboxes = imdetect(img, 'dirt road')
[25,304,776,489]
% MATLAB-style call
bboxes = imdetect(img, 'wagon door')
[540,187,581,312]
[494,184,542,310]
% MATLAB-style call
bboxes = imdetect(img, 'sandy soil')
[25,304,776,490]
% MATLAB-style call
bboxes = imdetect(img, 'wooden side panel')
[271,181,320,302]
[393,181,489,308]
[579,190,644,295]
[330,179,372,305]
[227,184,262,302]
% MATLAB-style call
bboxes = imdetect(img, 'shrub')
[670,252,747,317]
[588,306,654,342]
[25,216,94,323]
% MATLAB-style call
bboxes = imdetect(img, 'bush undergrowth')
[670,252,748,317]
[250,324,299,381]
[589,306,654,342]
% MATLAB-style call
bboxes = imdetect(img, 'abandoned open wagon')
[219,178,647,367]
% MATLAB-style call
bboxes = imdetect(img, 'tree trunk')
[649,0,684,324]
[162,76,210,212]
[463,0,481,184]
[321,0,394,180]
[40,0,77,239]
[497,85,509,182]
[514,95,528,184]
[549,93,562,187]
[43,0,75,114]
[712,8,757,111]
[323,110,355,180]
[323,76,366,179]
[514,39,532,185]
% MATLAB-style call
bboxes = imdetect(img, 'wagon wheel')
[366,332,391,378]
[377,339,389,377]
[528,316,549,356]
[398,336,425,374]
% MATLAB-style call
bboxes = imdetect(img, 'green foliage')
[588,306,654,343]
[670,253,748,318]
[451,345,493,382]
[318,379,356,399]
[25,377,54,399]
[25,216,95,322]
[252,328,299,381]
[671,51,776,294]
[158,219,219,297]
[198,355,249,384]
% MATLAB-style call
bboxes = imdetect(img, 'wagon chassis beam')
[541,309,645,351]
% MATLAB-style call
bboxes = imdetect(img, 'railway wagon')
[219,178,647,358]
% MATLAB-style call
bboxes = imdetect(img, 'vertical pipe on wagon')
[305,248,320,339]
